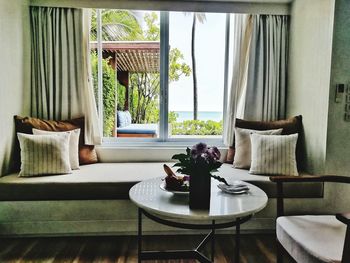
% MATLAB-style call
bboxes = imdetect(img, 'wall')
[286,0,335,174]
[0,0,31,175]
[326,0,350,175]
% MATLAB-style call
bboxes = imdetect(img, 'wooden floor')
[0,234,295,263]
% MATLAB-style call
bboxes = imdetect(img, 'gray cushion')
[0,163,323,201]
[277,215,346,263]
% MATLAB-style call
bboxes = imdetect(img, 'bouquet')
[172,143,228,185]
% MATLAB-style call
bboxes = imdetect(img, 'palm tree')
[90,9,142,41]
[190,13,206,120]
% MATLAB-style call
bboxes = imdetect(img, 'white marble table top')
[129,177,268,221]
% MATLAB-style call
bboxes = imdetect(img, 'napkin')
[218,181,249,194]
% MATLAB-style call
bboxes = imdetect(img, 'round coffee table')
[129,177,268,263]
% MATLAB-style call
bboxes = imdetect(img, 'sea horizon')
[173,111,222,122]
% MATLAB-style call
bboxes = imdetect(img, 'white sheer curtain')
[243,15,288,121]
[82,9,101,145]
[223,14,289,145]
[30,7,101,145]
[223,14,253,146]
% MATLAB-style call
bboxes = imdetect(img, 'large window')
[91,10,229,144]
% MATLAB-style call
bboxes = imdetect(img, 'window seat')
[0,163,323,201]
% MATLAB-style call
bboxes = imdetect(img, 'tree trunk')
[191,14,198,120]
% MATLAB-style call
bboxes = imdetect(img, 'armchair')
[270,175,350,263]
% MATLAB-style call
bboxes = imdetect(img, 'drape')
[30,7,101,145]
[243,15,288,121]
[223,14,289,145]
[223,14,253,146]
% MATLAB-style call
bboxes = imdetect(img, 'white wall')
[326,0,350,175]
[0,0,31,175]
[287,0,335,174]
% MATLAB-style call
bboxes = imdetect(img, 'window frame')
[94,10,230,147]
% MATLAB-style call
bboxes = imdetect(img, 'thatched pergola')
[90,41,160,110]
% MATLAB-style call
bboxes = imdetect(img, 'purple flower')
[191,142,208,159]
[207,147,221,161]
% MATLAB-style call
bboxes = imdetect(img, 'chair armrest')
[270,175,350,184]
[336,212,350,226]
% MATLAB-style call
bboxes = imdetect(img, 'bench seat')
[0,163,323,201]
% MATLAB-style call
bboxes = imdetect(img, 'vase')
[189,170,211,210]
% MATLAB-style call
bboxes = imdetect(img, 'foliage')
[91,10,191,134]
[91,9,142,41]
[171,120,223,136]
[142,12,160,41]
[169,48,191,81]
[91,52,116,137]
[122,13,190,124]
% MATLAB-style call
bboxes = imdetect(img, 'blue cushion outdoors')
[117,111,132,128]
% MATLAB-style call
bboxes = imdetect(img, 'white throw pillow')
[32,128,80,170]
[17,133,72,177]
[249,133,299,176]
[233,128,283,169]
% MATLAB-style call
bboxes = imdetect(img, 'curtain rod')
[30,0,291,15]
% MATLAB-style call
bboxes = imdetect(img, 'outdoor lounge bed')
[116,123,158,138]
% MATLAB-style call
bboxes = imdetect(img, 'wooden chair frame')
[270,175,350,263]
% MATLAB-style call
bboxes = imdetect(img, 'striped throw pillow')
[17,133,72,177]
[249,133,298,176]
[233,128,283,169]
[32,128,80,170]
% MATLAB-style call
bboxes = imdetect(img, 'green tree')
[127,13,191,124]
[91,11,191,135]
[91,52,116,137]
[189,13,206,120]
[90,9,142,41]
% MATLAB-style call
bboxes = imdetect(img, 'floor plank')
[0,235,295,263]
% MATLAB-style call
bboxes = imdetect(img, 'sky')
[168,12,226,112]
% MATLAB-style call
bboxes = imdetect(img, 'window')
[91,9,229,144]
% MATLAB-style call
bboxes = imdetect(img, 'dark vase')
[189,170,211,210]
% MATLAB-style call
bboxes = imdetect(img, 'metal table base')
[138,208,251,263]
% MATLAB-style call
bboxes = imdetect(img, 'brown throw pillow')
[14,116,98,169]
[226,116,304,170]
[225,146,235,164]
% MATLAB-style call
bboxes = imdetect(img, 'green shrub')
[171,120,223,136]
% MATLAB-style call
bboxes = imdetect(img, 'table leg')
[138,208,142,263]
[211,220,215,262]
[235,218,240,263]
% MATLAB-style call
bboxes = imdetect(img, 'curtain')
[243,15,288,121]
[223,14,253,146]
[30,7,101,145]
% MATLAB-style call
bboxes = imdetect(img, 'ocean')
[174,111,222,122]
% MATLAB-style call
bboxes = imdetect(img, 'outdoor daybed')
[116,123,158,138]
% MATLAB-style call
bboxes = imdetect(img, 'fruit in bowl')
[163,164,189,191]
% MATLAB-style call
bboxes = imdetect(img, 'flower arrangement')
[172,142,228,185]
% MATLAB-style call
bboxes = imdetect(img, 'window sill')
[96,141,228,162]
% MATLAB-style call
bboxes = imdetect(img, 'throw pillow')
[14,116,98,168]
[117,111,132,128]
[233,128,283,169]
[249,133,299,176]
[17,133,72,177]
[32,128,80,170]
[232,116,303,170]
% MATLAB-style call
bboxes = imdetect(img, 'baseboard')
[0,217,275,237]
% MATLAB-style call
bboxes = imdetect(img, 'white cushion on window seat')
[0,163,323,200]
[277,215,346,263]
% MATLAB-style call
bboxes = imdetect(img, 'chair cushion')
[277,215,346,263]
